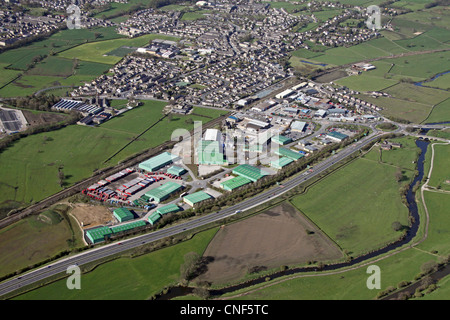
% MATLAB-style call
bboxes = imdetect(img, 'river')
[155,140,430,300]
[414,70,450,88]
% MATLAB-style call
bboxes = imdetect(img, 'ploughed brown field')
[195,202,343,285]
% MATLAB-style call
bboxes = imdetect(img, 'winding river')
[156,139,430,300]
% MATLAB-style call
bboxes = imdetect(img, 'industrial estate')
[0,0,449,304]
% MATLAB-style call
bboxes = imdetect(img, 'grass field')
[13,228,218,300]
[418,191,450,256]
[225,248,435,300]
[0,27,123,71]
[427,128,450,140]
[290,137,419,257]
[424,73,450,90]
[424,99,450,124]
[0,63,22,88]
[0,205,81,279]
[427,143,450,191]
[58,34,180,64]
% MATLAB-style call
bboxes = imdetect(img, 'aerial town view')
[0,0,449,309]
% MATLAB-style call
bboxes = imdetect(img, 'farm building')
[271,157,294,169]
[198,140,225,165]
[275,147,304,161]
[183,191,212,206]
[232,164,268,182]
[148,212,162,225]
[326,131,349,142]
[220,176,252,191]
[85,226,112,244]
[272,135,292,145]
[110,220,146,234]
[145,181,183,203]
[167,165,187,177]
[113,208,135,223]
[157,203,181,215]
[139,152,179,172]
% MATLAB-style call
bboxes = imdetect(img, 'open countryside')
[0,0,449,306]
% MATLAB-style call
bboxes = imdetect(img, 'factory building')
[139,152,179,172]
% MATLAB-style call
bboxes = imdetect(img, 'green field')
[0,63,22,88]
[427,128,450,140]
[424,99,450,124]
[427,143,450,191]
[225,249,435,300]
[290,139,417,256]
[356,82,449,124]
[383,83,449,107]
[13,228,218,300]
[418,191,450,256]
[0,205,81,278]
[58,34,180,64]
[424,73,450,90]
[0,27,124,71]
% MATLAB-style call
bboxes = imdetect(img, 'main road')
[0,129,385,298]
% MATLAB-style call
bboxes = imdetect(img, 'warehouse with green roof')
[157,203,181,215]
[145,181,183,203]
[139,152,179,172]
[183,191,212,206]
[167,165,187,177]
[271,156,294,169]
[148,212,162,225]
[110,220,146,234]
[198,140,225,165]
[326,131,349,142]
[272,135,292,145]
[220,176,252,191]
[275,147,304,161]
[113,208,135,223]
[232,164,268,182]
[86,226,112,244]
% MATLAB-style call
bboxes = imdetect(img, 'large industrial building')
[183,191,212,206]
[145,181,183,203]
[156,203,181,215]
[220,176,252,191]
[326,131,349,142]
[272,135,292,145]
[197,129,225,165]
[290,121,307,132]
[139,152,179,172]
[148,212,162,225]
[232,164,268,182]
[271,157,294,169]
[198,140,225,165]
[113,208,135,223]
[167,165,187,177]
[275,147,304,161]
[110,220,146,234]
[85,226,113,244]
